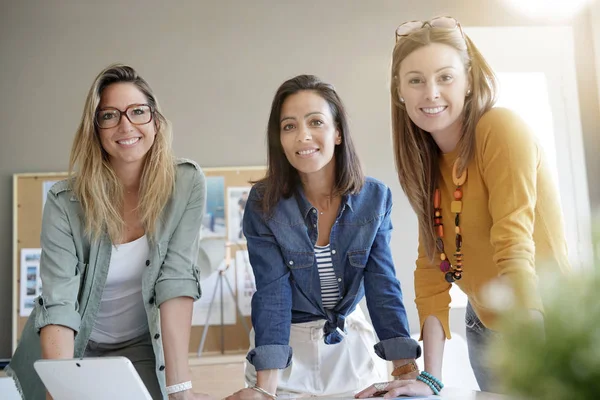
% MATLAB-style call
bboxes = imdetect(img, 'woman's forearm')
[256,369,278,394]
[160,296,194,386]
[40,325,75,359]
[422,315,446,379]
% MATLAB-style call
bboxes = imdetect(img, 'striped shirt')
[315,244,340,309]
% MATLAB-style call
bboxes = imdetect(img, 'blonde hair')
[69,64,175,243]
[390,26,498,260]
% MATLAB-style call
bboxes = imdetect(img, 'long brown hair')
[390,27,498,260]
[69,64,175,243]
[257,74,364,215]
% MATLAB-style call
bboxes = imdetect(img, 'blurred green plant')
[593,213,600,266]
[490,264,600,399]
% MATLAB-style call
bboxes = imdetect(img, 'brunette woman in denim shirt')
[8,64,212,400]
[225,75,421,399]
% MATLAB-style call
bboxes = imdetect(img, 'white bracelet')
[251,385,277,399]
[166,380,193,395]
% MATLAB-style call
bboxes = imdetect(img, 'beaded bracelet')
[421,371,444,390]
[419,375,442,393]
[416,375,440,395]
[422,374,443,392]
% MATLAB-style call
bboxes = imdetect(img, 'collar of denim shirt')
[294,184,355,219]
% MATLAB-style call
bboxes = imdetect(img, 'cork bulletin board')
[190,166,266,355]
[12,172,69,352]
[12,166,266,355]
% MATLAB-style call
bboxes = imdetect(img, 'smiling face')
[96,82,156,172]
[398,42,470,146]
[279,90,341,178]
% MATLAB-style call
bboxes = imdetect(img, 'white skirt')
[244,306,388,397]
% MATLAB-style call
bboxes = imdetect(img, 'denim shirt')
[244,177,421,371]
[7,159,205,400]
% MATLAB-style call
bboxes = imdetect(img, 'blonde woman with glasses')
[356,16,570,397]
[8,64,213,400]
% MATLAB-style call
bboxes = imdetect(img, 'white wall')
[591,1,600,112]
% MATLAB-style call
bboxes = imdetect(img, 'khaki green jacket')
[7,159,205,399]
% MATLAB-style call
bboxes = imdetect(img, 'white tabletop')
[316,387,509,400]
[431,387,508,399]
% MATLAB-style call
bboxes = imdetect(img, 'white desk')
[432,387,508,399]
[317,387,509,399]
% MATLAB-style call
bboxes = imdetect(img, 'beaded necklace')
[433,158,467,283]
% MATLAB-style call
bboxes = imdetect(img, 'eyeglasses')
[395,16,464,42]
[95,103,154,129]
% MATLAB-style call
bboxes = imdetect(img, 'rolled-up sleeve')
[155,166,206,306]
[243,188,293,370]
[35,191,82,333]
[364,187,421,360]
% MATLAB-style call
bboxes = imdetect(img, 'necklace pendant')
[439,260,451,272]
[453,271,462,281]
[435,158,467,282]
[450,200,462,213]
[435,238,444,252]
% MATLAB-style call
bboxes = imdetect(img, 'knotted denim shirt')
[7,159,205,400]
[244,177,421,371]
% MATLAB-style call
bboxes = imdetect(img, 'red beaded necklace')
[433,158,467,283]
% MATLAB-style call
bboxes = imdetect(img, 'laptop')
[33,357,153,400]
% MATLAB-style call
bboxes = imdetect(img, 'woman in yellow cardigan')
[357,16,570,398]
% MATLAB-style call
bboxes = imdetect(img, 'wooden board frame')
[12,172,69,352]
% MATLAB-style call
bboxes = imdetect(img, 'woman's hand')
[224,388,272,400]
[354,379,435,399]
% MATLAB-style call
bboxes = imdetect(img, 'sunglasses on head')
[395,16,465,42]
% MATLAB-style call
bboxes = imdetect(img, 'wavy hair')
[69,63,175,243]
[390,26,498,259]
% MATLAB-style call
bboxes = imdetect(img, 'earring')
[336,138,342,145]
[399,97,405,103]
[466,89,471,96]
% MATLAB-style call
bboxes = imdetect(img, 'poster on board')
[42,180,59,210]
[235,250,256,316]
[201,176,226,239]
[20,248,42,316]
[227,187,250,243]
[192,256,237,326]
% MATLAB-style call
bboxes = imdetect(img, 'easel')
[197,242,250,356]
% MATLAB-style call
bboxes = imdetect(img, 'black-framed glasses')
[395,16,465,42]
[95,103,154,129]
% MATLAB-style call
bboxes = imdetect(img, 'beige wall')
[590,1,600,215]
[578,1,600,214]
[593,1,600,117]
[1,0,599,358]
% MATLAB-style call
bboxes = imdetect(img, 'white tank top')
[89,235,150,344]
